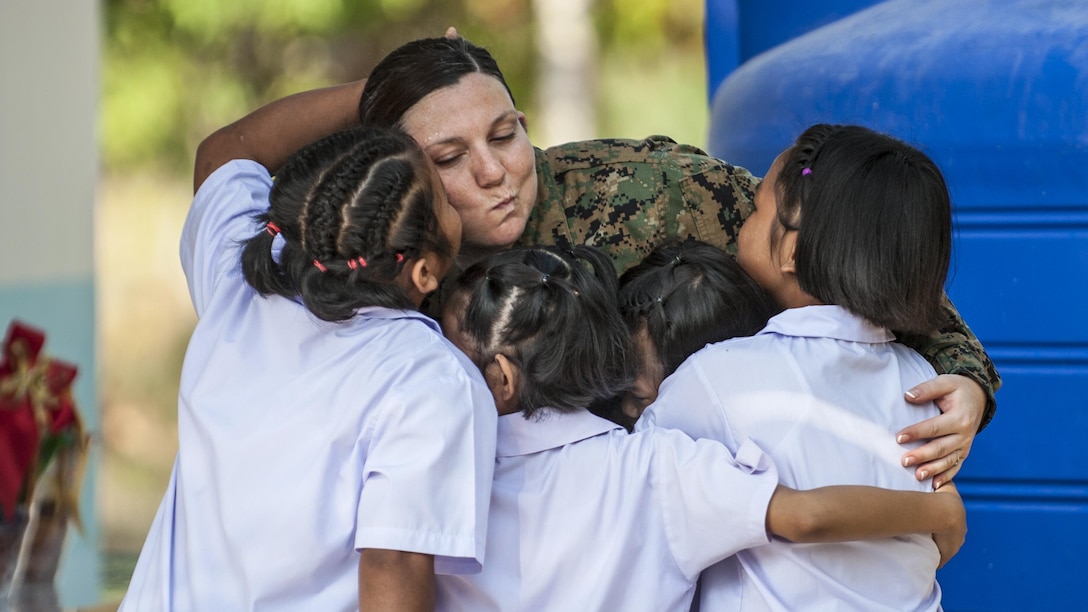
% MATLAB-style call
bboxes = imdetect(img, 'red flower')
[0,321,82,520]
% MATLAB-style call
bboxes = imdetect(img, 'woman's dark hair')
[359,36,514,128]
[619,240,780,378]
[773,124,952,334]
[448,246,635,419]
[240,126,453,321]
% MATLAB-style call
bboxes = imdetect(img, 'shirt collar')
[496,407,623,457]
[760,305,895,344]
[355,306,442,334]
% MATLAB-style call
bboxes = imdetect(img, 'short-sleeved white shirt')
[641,305,943,612]
[435,408,778,612]
[120,160,497,611]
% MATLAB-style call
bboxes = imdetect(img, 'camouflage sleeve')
[897,295,1001,432]
[524,137,760,275]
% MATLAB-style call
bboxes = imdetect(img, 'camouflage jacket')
[517,135,1001,428]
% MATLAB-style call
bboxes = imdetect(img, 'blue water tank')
[705,1,1088,610]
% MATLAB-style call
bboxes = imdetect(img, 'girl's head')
[442,246,635,419]
[359,36,538,259]
[738,124,952,333]
[617,241,779,421]
[241,126,461,321]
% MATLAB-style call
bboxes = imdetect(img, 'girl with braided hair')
[121,83,496,612]
[434,245,966,612]
[640,124,961,610]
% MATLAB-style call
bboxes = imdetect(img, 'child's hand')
[895,374,985,489]
[931,483,967,568]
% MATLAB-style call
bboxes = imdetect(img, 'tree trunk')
[532,0,598,146]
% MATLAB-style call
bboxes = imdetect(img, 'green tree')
[101,0,707,176]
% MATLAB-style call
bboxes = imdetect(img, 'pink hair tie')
[395,253,405,264]
[801,168,813,176]
[313,260,327,272]
[266,222,282,236]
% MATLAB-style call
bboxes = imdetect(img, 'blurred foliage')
[102,0,706,175]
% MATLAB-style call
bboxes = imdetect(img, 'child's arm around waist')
[767,481,966,565]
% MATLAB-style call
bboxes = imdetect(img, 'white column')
[0,0,101,607]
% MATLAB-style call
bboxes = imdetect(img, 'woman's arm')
[358,548,435,611]
[766,482,966,565]
[193,79,366,193]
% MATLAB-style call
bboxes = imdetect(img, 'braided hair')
[618,240,780,379]
[773,124,952,333]
[240,126,454,321]
[447,246,635,419]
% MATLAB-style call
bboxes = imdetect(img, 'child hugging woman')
[121,88,497,610]
[436,244,965,612]
[640,124,964,611]
[615,239,781,428]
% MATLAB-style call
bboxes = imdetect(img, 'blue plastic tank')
[705,1,1088,609]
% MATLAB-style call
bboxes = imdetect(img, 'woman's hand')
[931,483,967,568]
[896,374,985,489]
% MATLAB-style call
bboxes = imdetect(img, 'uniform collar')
[496,407,622,457]
[354,306,442,334]
[760,305,895,344]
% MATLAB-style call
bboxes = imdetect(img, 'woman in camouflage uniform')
[355,34,997,486]
[217,32,995,487]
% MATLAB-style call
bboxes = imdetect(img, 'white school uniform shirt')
[120,160,497,612]
[435,407,779,612]
[639,305,944,612]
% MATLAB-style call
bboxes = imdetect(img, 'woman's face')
[400,73,538,257]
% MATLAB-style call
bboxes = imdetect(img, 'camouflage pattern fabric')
[518,135,1001,429]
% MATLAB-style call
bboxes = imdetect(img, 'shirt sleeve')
[649,429,777,581]
[180,159,272,316]
[355,351,498,575]
[896,293,1001,431]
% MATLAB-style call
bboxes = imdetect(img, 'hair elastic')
[801,168,813,176]
[540,274,550,284]
[313,260,327,272]
[266,222,282,237]
[347,257,368,270]
[396,253,405,263]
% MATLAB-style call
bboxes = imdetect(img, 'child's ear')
[778,230,798,275]
[485,353,521,415]
[401,251,453,308]
[404,248,454,296]
[408,253,442,295]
